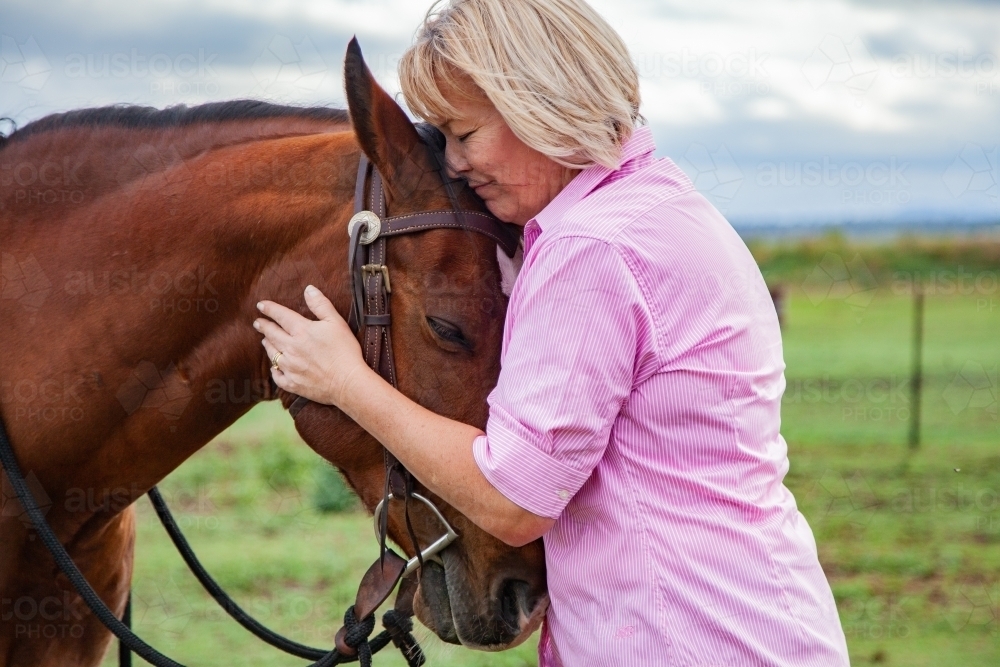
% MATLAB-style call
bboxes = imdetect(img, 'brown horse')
[0,42,546,666]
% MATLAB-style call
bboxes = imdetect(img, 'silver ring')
[348,210,381,245]
[373,492,460,578]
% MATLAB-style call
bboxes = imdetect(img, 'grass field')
[105,242,999,666]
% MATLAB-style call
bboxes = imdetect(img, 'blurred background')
[2,0,998,665]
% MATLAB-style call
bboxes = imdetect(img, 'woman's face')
[437,85,578,225]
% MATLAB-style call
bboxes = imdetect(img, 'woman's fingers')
[253,317,293,350]
[256,299,305,334]
[252,290,367,407]
[261,335,299,391]
[304,285,339,321]
[261,337,283,367]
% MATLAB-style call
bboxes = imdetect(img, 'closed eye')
[426,316,473,352]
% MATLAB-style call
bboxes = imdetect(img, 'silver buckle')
[348,210,382,245]
[372,492,460,578]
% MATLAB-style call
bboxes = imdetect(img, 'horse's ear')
[344,37,425,199]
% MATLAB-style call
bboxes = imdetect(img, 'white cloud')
[2,0,998,225]
[587,0,998,138]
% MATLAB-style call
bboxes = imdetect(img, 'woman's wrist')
[329,358,385,421]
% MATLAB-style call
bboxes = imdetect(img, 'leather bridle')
[288,124,520,658]
[0,124,519,667]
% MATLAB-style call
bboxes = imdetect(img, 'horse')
[0,41,547,666]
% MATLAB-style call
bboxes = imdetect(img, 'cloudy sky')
[2,0,999,230]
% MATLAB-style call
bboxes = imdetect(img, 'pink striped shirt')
[473,127,849,666]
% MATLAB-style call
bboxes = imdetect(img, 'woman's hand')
[256,287,552,546]
[254,285,370,407]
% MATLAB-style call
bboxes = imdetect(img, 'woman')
[254,1,850,665]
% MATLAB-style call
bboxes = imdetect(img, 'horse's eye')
[426,316,472,351]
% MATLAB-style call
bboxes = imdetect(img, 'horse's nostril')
[500,579,529,630]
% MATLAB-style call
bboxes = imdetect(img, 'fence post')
[908,283,924,450]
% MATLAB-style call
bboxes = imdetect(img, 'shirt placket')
[523,221,542,255]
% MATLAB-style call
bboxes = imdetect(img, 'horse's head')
[289,39,546,650]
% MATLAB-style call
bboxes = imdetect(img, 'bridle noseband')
[288,125,520,658]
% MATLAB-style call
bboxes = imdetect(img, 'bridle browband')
[287,124,520,659]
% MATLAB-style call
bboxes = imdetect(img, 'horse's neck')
[2,126,359,538]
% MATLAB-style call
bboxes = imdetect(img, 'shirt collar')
[528,125,656,236]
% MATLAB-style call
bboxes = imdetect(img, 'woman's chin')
[482,198,517,225]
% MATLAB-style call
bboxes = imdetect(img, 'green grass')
[105,258,998,666]
[780,282,999,666]
[101,404,539,667]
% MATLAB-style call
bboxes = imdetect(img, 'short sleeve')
[473,235,650,519]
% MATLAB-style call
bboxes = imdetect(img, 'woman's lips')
[472,185,496,201]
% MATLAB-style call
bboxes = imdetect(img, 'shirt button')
[557,489,570,500]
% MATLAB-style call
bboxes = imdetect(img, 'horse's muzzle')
[414,556,549,649]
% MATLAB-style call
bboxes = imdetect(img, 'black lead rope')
[119,593,132,667]
[0,416,185,667]
[147,487,330,660]
[150,485,423,665]
[0,414,422,667]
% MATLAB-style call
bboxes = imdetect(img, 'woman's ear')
[343,37,431,201]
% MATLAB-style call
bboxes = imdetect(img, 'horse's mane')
[0,101,349,150]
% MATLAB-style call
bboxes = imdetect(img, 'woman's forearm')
[253,291,551,545]
[338,364,552,546]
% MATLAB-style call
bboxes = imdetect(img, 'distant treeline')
[747,232,1000,285]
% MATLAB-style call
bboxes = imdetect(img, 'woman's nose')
[444,142,470,179]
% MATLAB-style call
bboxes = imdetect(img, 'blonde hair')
[399,0,642,170]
